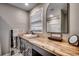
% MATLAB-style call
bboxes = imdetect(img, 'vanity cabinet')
[19,37,54,56]
[32,44,54,56]
[20,38,32,56]
[24,40,32,56]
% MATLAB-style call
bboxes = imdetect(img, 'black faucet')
[30,31,35,34]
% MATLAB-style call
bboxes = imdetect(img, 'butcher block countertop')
[19,34,79,56]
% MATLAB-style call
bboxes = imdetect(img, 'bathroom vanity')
[18,33,79,56]
[18,34,54,56]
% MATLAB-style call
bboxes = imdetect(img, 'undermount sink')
[23,34,38,38]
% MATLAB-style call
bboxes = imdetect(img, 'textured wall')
[0,4,29,33]
[0,4,29,55]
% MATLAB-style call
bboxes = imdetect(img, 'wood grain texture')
[19,34,79,56]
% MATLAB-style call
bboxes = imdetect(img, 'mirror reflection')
[46,3,69,33]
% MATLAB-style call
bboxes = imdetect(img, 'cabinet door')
[22,40,32,56]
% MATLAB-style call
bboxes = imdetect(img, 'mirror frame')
[46,3,70,34]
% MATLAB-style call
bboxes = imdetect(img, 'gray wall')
[0,4,29,55]
[0,17,11,55]
[62,3,79,42]
[0,4,29,33]
[69,3,79,34]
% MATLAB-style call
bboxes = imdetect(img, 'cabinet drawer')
[32,44,55,56]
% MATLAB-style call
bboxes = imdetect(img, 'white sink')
[23,34,38,38]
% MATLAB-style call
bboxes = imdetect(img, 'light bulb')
[25,3,29,6]
[49,14,54,17]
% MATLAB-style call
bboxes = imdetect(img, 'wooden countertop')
[19,34,79,56]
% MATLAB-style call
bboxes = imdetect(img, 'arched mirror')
[46,3,69,33]
[46,3,69,41]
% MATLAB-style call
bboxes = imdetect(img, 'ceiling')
[9,3,38,11]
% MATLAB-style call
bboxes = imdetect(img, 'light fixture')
[25,3,29,6]
[49,14,54,18]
